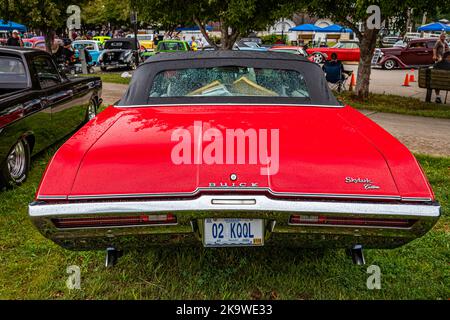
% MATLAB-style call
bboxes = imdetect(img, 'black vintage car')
[98,38,140,71]
[0,47,102,188]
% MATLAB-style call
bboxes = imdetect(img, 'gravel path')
[102,82,129,106]
[344,64,450,104]
[360,110,450,157]
[102,82,450,157]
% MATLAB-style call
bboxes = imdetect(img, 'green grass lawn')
[79,72,132,85]
[0,145,448,299]
[337,92,450,119]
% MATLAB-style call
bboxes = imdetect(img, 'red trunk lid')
[65,105,405,200]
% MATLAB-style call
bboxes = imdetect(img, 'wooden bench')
[418,67,450,103]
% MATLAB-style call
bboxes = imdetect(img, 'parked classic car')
[142,40,191,59]
[156,40,190,52]
[98,38,140,71]
[72,40,103,65]
[381,35,403,47]
[0,31,8,45]
[126,33,155,50]
[233,41,268,51]
[0,47,102,188]
[22,37,43,49]
[29,51,440,267]
[93,36,111,45]
[269,45,308,57]
[373,38,438,70]
[306,40,360,63]
[22,38,47,51]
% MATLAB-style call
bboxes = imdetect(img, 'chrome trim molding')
[115,103,344,109]
[30,195,440,218]
[38,195,68,200]
[41,187,416,201]
[211,199,257,205]
[29,195,440,250]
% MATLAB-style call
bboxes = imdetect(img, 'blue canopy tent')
[289,24,323,47]
[0,20,27,32]
[317,24,353,33]
[417,22,450,32]
[175,26,213,32]
[289,24,322,32]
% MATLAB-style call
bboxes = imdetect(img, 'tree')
[135,0,296,49]
[81,0,131,31]
[299,0,445,99]
[27,0,67,51]
[1,0,29,28]
[1,0,76,52]
[0,0,95,52]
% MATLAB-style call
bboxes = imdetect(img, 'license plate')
[203,218,264,247]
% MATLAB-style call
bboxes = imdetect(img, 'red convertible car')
[306,41,360,64]
[29,51,440,266]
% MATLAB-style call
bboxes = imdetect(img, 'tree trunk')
[355,28,379,99]
[193,15,218,49]
[3,0,10,22]
[44,28,55,54]
[193,16,239,50]
[218,18,239,50]
[219,19,230,50]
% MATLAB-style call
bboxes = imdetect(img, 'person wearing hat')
[432,32,449,103]
[57,39,75,66]
[7,30,23,47]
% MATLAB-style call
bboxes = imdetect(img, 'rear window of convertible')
[148,67,310,98]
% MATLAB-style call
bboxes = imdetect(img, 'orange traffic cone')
[409,69,416,82]
[402,73,410,87]
[349,73,356,92]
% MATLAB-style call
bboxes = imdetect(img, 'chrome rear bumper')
[29,195,440,250]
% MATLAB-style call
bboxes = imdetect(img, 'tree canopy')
[135,0,298,49]
[82,0,131,29]
[298,0,448,98]
[1,0,73,31]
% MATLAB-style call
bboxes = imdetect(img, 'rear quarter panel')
[36,106,122,199]
[337,106,434,200]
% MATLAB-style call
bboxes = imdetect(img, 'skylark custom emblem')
[345,177,380,190]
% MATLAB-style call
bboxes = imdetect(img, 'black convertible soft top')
[119,51,340,106]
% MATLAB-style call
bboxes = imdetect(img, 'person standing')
[432,32,449,103]
[61,39,75,65]
[198,37,204,49]
[190,36,198,51]
[7,30,23,47]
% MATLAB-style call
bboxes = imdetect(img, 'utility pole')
[130,0,139,67]
[421,12,427,26]
[406,8,413,33]
[80,49,88,74]
[420,12,427,37]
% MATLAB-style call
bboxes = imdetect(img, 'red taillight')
[289,214,415,228]
[52,214,177,229]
